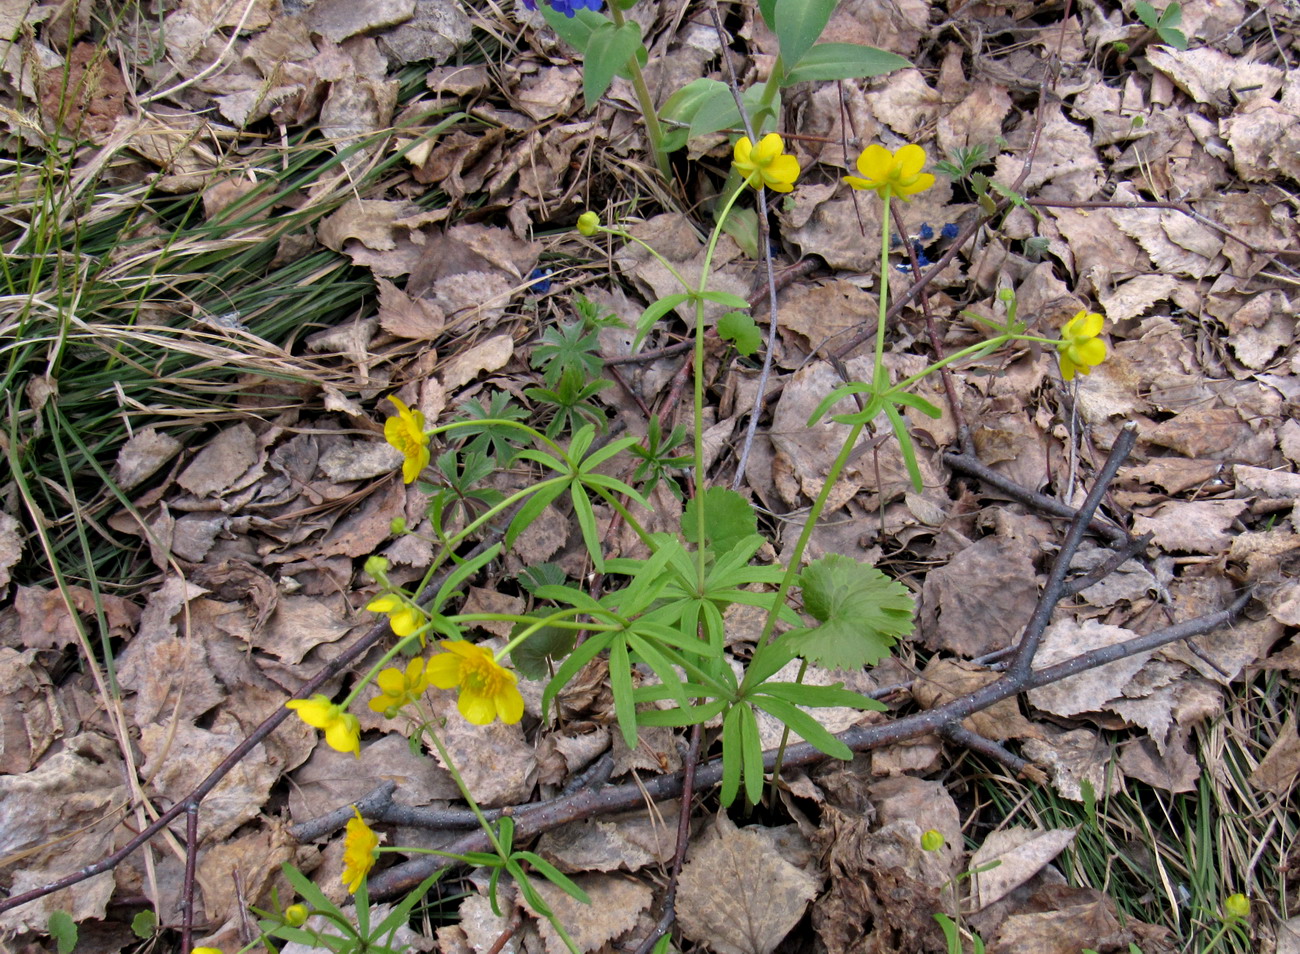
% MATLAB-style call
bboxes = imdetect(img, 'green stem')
[874,194,891,391]
[599,226,694,292]
[692,182,749,587]
[752,56,784,134]
[608,4,670,181]
[742,419,866,691]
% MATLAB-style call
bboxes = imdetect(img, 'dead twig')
[633,722,704,954]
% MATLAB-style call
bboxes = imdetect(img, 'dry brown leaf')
[1029,619,1153,718]
[177,422,261,498]
[0,648,66,774]
[524,873,652,954]
[113,427,182,492]
[306,0,414,43]
[969,827,1076,913]
[1131,499,1248,553]
[139,718,278,842]
[810,803,946,954]
[914,658,1041,742]
[425,689,535,807]
[376,277,445,340]
[0,512,18,592]
[440,334,513,391]
[919,536,1040,657]
[1021,725,1125,802]
[676,814,818,954]
[288,732,458,822]
[1249,712,1300,797]
[992,884,1131,954]
[0,734,126,933]
[536,808,676,875]
[1118,727,1200,793]
[379,0,472,66]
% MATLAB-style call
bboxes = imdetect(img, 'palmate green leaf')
[682,486,758,556]
[783,554,914,669]
[533,320,604,387]
[510,620,576,680]
[718,310,762,356]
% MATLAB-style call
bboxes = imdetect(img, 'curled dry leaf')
[969,827,1077,913]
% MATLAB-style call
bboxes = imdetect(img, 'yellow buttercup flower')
[368,656,430,716]
[285,694,361,758]
[576,211,601,236]
[341,807,380,894]
[427,640,525,725]
[192,949,224,954]
[366,593,427,641]
[384,395,430,484]
[1056,310,1107,381]
[732,133,801,193]
[844,143,935,201]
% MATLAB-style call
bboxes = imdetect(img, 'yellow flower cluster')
[366,593,427,640]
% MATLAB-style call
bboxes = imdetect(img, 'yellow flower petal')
[341,808,379,893]
[427,640,525,725]
[285,695,335,730]
[895,143,927,178]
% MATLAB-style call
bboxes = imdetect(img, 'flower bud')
[364,555,390,578]
[576,211,601,236]
[283,904,310,927]
[921,829,945,852]
[1224,893,1250,920]
[390,516,408,535]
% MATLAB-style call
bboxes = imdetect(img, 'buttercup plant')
[270,15,1114,940]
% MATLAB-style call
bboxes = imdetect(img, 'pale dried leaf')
[113,427,182,491]
[1131,499,1249,553]
[440,333,513,391]
[525,874,652,954]
[1249,712,1300,796]
[1021,725,1125,801]
[177,422,260,497]
[1029,619,1152,717]
[0,648,65,773]
[676,817,818,954]
[306,0,415,43]
[969,827,1076,912]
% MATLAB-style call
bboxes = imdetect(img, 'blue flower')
[523,0,603,14]
[941,222,960,239]
[918,223,934,241]
[528,268,553,295]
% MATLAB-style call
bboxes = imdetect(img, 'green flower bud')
[921,829,945,852]
[576,211,601,236]
[283,904,310,927]
[364,555,390,578]
[390,516,408,535]
[1224,893,1250,920]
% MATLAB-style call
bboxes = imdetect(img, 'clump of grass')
[966,669,1295,952]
